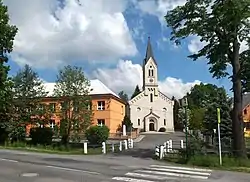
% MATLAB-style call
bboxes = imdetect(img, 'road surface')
[0,149,250,182]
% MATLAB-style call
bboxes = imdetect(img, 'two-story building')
[243,93,250,137]
[26,79,125,136]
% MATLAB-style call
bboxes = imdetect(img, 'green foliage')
[122,115,133,131]
[85,125,109,145]
[172,97,183,130]
[9,64,48,140]
[165,0,250,157]
[118,91,128,103]
[53,65,92,144]
[131,85,141,99]
[30,127,53,146]
[0,127,8,144]
[0,0,18,142]
[189,108,205,130]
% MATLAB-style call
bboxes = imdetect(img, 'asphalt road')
[0,149,250,182]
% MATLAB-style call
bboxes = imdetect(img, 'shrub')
[159,127,166,132]
[0,127,8,144]
[85,125,109,145]
[30,127,53,145]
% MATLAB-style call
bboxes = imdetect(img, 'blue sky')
[4,0,232,98]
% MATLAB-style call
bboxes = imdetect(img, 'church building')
[129,37,175,132]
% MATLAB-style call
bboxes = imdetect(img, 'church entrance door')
[149,121,155,131]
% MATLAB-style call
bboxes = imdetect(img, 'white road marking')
[46,165,101,175]
[125,172,167,180]
[135,170,209,180]
[148,167,211,176]
[0,158,18,163]
[112,177,155,182]
[150,165,212,172]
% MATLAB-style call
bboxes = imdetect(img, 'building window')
[150,93,153,102]
[50,103,56,112]
[38,104,44,111]
[50,120,55,128]
[137,107,141,111]
[73,101,79,112]
[121,106,124,114]
[244,122,250,130]
[151,69,154,76]
[164,119,166,126]
[97,119,105,126]
[148,69,154,77]
[97,101,105,110]
[138,118,140,126]
[244,109,247,115]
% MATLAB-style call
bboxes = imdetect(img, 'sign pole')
[217,108,222,166]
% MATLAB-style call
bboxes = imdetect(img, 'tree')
[118,91,128,102]
[122,115,133,132]
[11,64,48,141]
[186,83,232,145]
[0,0,18,142]
[131,85,141,99]
[53,65,93,145]
[172,97,183,130]
[118,90,130,117]
[189,108,205,130]
[85,125,109,145]
[165,0,250,157]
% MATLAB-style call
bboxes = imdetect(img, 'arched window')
[148,69,154,76]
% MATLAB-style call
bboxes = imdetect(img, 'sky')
[3,0,243,99]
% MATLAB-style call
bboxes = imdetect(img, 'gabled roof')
[44,79,119,98]
[144,109,160,119]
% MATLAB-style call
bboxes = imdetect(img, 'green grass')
[161,153,250,173]
[0,142,103,155]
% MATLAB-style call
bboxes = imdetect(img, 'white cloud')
[4,0,137,68]
[188,36,207,54]
[134,0,186,25]
[93,60,200,99]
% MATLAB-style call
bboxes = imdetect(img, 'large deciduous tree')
[0,0,18,142]
[11,64,48,141]
[165,0,250,157]
[185,83,232,146]
[53,65,92,145]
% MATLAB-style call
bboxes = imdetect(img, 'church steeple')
[142,36,158,95]
[144,37,157,65]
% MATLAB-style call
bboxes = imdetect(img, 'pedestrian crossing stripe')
[150,164,212,172]
[112,164,212,181]
[112,177,155,182]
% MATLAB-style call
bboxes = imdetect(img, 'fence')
[109,131,139,140]
[83,138,134,154]
[155,139,184,159]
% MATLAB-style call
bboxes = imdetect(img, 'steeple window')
[148,69,154,77]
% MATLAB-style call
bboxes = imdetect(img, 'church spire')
[145,36,157,65]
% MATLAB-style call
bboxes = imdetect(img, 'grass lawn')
[0,142,104,155]
[160,152,250,173]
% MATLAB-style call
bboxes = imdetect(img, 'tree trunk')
[231,39,247,158]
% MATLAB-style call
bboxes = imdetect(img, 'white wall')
[129,91,174,132]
